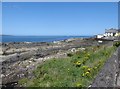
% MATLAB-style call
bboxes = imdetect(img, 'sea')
[0,35,92,43]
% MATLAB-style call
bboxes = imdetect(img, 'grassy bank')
[19,45,116,88]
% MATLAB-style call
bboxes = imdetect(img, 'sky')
[0,2,2,35]
[2,2,118,36]
[118,2,120,29]
[2,0,120,2]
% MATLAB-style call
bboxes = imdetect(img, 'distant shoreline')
[1,35,93,43]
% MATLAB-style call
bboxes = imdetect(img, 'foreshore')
[1,37,114,87]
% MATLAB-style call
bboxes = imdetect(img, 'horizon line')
[0,34,94,36]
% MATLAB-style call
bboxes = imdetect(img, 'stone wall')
[91,46,120,87]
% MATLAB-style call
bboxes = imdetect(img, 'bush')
[113,41,120,47]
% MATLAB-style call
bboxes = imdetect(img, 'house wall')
[97,35,104,38]
[104,33,114,37]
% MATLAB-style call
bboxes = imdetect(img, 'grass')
[18,45,116,88]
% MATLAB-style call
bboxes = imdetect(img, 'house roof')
[105,28,119,33]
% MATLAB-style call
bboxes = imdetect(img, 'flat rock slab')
[91,47,119,87]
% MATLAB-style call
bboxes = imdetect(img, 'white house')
[96,28,120,39]
[97,34,104,38]
[104,28,119,37]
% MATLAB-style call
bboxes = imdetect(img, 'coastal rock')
[1,38,111,87]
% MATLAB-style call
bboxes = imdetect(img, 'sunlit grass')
[18,45,116,88]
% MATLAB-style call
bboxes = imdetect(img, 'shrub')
[113,41,120,47]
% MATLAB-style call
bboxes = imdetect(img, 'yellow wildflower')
[82,66,86,68]
[82,71,90,77]
[85,71,90,76]
[76,83,82,87]
[94,67,97,69]
[82,66,88,69]
[76,61,81,67]
[87,53,90,57]
[76,61,81,64]
[87,68,91,72]
[85,71,90,74]
[82,73,85,77]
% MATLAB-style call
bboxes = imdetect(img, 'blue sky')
[2,2,118,36]
[0,2,2,35]
[118,2,120,29]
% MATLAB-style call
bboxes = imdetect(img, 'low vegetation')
[19,45,116,88]
[113,41,120,47]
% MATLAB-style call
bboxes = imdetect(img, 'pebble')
[1,74,5,78]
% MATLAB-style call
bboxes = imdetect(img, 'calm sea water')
[0,35,92,43]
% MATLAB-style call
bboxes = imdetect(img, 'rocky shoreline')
[0,38,114,88]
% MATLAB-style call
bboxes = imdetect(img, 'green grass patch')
[18,45,116,87]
